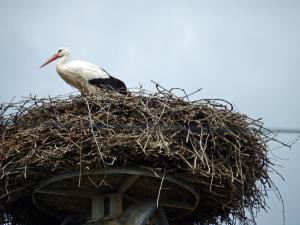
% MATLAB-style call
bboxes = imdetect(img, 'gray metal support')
[90,193,122,222]
[91,197,104,222]
[118,201,156,225]
[108,193,122,219]
[118,175,141,194]
[32,168,199,225]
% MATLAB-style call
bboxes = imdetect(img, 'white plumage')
[41,47,127,95]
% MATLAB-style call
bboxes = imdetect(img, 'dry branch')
[0,87,283,225]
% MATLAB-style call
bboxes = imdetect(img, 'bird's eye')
[58,49,62,53]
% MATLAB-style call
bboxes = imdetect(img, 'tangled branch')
[0,87,286,225]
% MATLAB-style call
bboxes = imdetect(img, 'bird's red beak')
[40,53,60,68]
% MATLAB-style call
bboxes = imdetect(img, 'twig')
[156,166,166,208]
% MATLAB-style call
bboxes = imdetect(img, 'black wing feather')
[88,76,127,95]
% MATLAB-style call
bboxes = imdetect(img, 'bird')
[40,47,127,95]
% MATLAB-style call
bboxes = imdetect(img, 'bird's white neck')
[56,55,70,77]
[57,55,70,66]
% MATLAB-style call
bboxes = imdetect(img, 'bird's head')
[56,47,70,57]
[40,47,70,68]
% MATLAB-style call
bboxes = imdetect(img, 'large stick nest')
[0,86,278,225]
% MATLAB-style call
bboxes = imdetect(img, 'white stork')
[40,47,127,95]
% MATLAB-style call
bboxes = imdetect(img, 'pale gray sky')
[0,1,300,224]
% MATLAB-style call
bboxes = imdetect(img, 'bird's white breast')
[56,60,110,94]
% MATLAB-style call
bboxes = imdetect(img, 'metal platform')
[32,168,199,225]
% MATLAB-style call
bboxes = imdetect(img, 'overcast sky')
[0,1,300,224]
